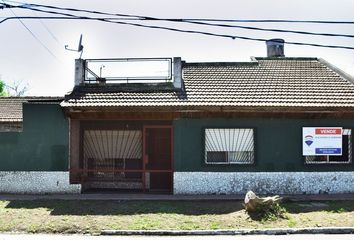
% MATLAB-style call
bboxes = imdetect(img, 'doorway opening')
[74,121,173,193]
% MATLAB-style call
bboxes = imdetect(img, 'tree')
[0,79,7,96]
[5,80,28,96]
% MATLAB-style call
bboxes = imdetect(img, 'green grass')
[0,200,353,234]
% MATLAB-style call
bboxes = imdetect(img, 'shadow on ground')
[5,200,245,216]
[283,201,354,214]
[5,199,354,217]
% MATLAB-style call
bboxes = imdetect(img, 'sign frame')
[302,127,343,156]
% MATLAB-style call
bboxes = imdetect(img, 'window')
[305,129,352,164]
[83,130,142,180]
[205,128,254,164]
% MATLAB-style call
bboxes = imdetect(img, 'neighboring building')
[0,97,80,194]
[0,97,32,132]
[1,41,354,194]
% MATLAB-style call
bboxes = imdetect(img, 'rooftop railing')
[83,58,173,84]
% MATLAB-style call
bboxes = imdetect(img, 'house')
[1,40,354,194]
[0,97,80,194]
[0,97,33,132]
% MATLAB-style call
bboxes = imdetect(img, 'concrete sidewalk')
[1,233,354,239]
[0,193,354,201]
[101,227,354,236]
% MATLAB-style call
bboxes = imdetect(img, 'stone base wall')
[0,171,81,194]
[174,172,354,195]
[2,171,353,195]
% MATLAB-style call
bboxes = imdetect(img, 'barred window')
[305,129,352,164]
[83,130,142,180]
[205,128,254,164]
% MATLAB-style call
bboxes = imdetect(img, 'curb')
[101,227,354,236]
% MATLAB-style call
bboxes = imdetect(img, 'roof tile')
[61,58,354,109]
[0,97,63,122]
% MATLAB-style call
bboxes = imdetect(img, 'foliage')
[6,80,28,96]
[0,79,29,96]
[0,80,6,96]
[246,200,288,221]
[255,202,288,221]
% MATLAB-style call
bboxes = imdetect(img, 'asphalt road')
[0,234,354,240]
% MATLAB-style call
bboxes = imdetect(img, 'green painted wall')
[2,106,353,173]
[0,103,68,171]
[173,118,354,172]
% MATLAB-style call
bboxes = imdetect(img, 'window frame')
[203,127,256,165]
[304,128,352,165]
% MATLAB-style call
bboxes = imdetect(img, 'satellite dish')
[78,34,83,52]
[65,34,84,58]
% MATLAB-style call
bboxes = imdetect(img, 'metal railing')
[83,58,173,84]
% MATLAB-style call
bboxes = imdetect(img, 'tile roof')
[0,97,63,122]
[61,57,354,109]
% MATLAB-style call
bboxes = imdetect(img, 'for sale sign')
[302,127,342,156]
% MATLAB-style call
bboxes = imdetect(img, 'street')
[0,234,353,240]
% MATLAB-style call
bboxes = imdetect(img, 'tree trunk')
[244,191,282,212]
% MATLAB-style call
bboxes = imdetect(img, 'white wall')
[0,171,81,194]
[174,172,354,195]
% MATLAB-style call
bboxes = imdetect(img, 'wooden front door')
[143,126,173,192]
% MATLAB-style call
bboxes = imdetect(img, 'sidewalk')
[0,193,354,201]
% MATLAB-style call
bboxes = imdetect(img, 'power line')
[1,1,59,60]
[183,20,354,39]
[181,19,354,24]
[3,1,354,39]
[5,0,354,25]
[0,2,16,9]
[2,2,354,50]
[34,11,61,45]
[0,16,142,23]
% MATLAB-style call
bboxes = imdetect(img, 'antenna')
[65,34,84,58]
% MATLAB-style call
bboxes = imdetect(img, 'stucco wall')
[173,118,354,172]
[0,103,68,171]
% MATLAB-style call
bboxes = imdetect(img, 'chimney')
[266,38,285,57]
[74,59,85,86]
[173,57,182,88]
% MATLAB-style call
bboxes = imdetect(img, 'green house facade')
[1,54,354,194]
[0,98,80,193]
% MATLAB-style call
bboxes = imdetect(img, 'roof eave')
[318,58,354,84]
[62,105,354,113]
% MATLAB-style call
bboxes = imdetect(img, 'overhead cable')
[1,1,59,59]
[2,1,353,39]
[2,2,354,50]
[4,0,354,25]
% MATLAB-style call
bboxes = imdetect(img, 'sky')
[0,0,354,96]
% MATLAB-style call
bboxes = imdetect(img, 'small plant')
[287,217,297,227]
[253,202,288,221]
[209,221,221,230]
[331,207,346,213]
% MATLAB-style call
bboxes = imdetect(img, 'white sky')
[0,0,354,96]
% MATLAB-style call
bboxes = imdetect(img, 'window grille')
[205,128,254,164]
[83,130,142,180]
